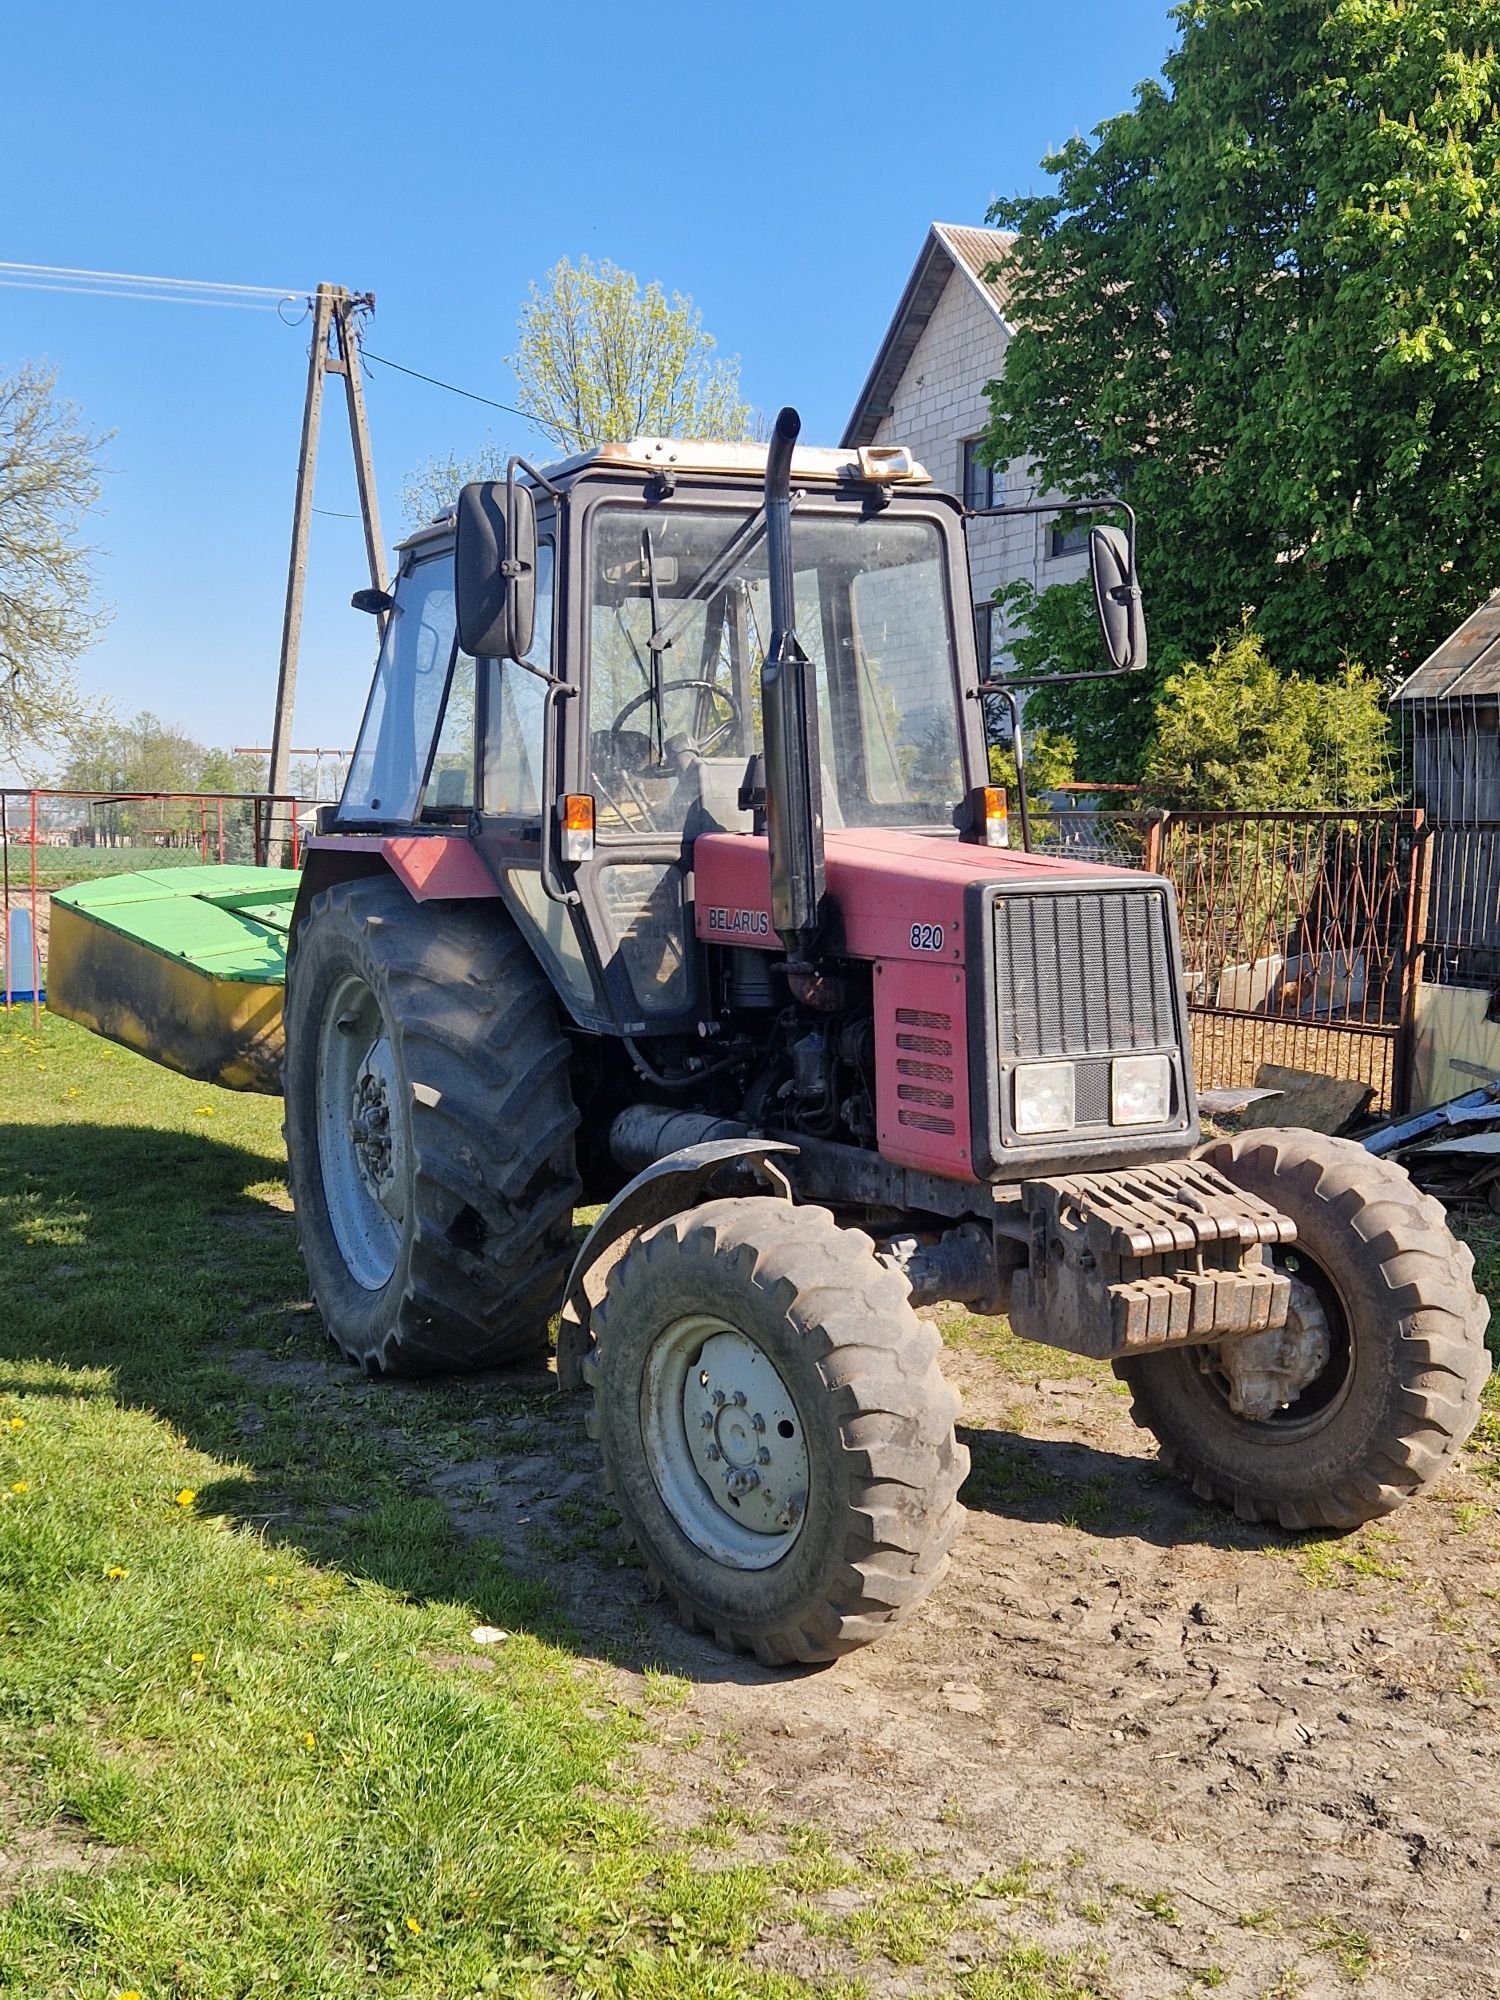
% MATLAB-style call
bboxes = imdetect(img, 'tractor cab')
[333,437,989,1040]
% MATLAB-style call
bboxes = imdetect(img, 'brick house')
[841,222,1090,684]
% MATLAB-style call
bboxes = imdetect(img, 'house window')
[974,603,1006,678]
[1047,515,1090,560]
[962,439,997,511]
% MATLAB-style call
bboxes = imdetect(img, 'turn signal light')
[982,785,1009,849]
[560,793,595,862]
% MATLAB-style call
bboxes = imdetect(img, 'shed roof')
[1392,590,1500,702]
[842,223,1015,449]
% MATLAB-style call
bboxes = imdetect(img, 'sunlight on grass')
[0,1011,1123,1999]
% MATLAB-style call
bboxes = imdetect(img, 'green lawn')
[1,1006,1493,2000]
[0,1013,809,2000]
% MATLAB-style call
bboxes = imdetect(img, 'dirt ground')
[238,1284,1500,2000]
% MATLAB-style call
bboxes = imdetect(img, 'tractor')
[279,410,1489,1664]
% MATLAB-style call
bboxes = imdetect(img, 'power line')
[359,346,529,422]
[0,260,300,295]
[0,260,305,312]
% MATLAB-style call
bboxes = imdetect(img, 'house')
[841,222,1091,683]
[1390,589,1500,1098]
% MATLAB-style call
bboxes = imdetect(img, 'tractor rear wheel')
[1115,1129,1490,1530]
[584,1197,967,1664]
[284,877,580,1374]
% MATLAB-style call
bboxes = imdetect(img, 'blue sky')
[3,0,1178,772]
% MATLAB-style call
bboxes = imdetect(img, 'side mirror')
[1089,523,1146,674]
[455,476,538,660]
[350,586,394,615]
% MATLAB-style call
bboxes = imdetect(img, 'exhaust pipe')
[761,406,826,967]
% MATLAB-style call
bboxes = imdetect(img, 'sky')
[2,0,1178,776]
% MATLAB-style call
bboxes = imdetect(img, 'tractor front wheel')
[585,1198,967,1664]
[1115,1129,1491,1530]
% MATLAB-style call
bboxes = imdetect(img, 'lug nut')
[757,1446,771,1465]
[700,1411,714,1430]
[711,1388,726,1408]
[731,1390,747,1407]
[751,1413,766,1433]
[704,1444,721,1461]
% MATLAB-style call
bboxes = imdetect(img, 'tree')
[0,362,109,765]
[55,711,262,847]
[514,257,751,455]
[1140,627,1396,810]
[982,0,1500,780]
[401,259,751,523]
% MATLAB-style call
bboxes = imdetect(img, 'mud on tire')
[1115,1128,1491,1530]
[584,1197,968,1665]
[284,876,580,1374]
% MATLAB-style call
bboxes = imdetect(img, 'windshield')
[587,503,964,836]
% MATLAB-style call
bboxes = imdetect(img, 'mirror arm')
[538,681,581,906]
[976,662,1145,692]
[988,684,1031,853]
[509,453,564,500]
[966,494,1137,570]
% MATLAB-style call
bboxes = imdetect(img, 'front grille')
[994,889,1176,1060]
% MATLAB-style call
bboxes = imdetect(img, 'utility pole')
[267,283,387,848]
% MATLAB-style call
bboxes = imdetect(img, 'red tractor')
[281,411,1489,1663]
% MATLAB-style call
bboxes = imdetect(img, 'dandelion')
[118,1991,142,2000]
[10,1482,27,1495]
[190,1652,206,1664]
[175,1488,196,1507]
[194,1105,215,1117]
[303,1731,316,1749]
[106,1566,127,1579]
[405,1917,422,1936]
[7,1416,24,1431]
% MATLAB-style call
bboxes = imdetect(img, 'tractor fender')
[555,1137,798,1392]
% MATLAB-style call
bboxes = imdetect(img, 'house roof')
[1392,590,1500,702]
[841,223,1015,449]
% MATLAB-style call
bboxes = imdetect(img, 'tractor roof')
[400,438,931,552]
[540,437,931,486]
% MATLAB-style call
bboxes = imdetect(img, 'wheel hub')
[1213,1274,1332,1422]
[681,1331,808,1536]
[348,1042,402,1216]
[639,1314,810,1569]
[316,974,406,1291]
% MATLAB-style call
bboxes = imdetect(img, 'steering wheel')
[610,677,741,760]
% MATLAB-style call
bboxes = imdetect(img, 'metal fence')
[1,787,309,1023]
[1151,810,1421,1114]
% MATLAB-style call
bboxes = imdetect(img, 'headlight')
[1013,1062,1075,1134]
[1111,1053,1172,1126]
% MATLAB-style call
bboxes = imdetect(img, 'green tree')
[514,257,751,455]
[0,362,109,765]
[982,0,1500,779]
[1141,627,1396,809]
[402,259,752,524]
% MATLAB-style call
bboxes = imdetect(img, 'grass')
[0,1009,1126,2000]
[0,1013,825,1998]
[5,1006,1494,1998]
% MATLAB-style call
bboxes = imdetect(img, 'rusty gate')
[1029,807,1425,1114]
[1148,810,1424,1115]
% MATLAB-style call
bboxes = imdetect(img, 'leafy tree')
[0,362,109,765]
[1141,626,1396,809]
[55,712,262,847]
[982,0,1500,780]
[402,258,751,524]
[514,257,751,455]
